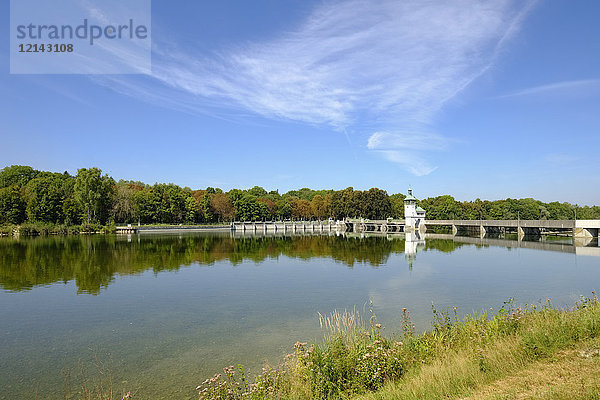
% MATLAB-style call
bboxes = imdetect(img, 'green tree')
[133,188,156,224]
[112,182,139,223]
[201,193,215,223]
[0,165,38,188]
[420,195,463,220]
[185,196,199,223]
[247,186,267,197]
[24,173,68,223]
[257,197,276,220]
[275,198,292,220]
[74,168,115,224]
[389,193,406,218]
[363,188,392,220]
[0,185,27,224]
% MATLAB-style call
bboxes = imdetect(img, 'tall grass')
[60,351,133,400]
[318,308,363,340]
[196,294,600,400]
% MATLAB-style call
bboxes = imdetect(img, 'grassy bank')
[0,222,238,237]
[0,222,117,236]
[196,295,600,400]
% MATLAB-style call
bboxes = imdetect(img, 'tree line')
[0,165,598,226]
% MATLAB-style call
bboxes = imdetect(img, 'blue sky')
[2,0,600,204]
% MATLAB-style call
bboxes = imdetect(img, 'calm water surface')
[0,232,598,399]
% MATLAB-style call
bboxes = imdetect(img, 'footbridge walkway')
[424,219,600,238]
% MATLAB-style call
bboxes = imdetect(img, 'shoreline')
[195,295,600,399]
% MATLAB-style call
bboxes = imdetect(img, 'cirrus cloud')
[94,0,537,174]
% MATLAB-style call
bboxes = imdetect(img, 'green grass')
[196,294,600,400]
[0,222,116,236]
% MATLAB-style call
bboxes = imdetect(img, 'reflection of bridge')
[425,233,600,257]
[345,219,405,233]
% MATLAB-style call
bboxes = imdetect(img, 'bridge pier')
[574,227,599,238]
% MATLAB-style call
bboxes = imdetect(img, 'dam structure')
[344,188,599,239]
[117,189,599,240]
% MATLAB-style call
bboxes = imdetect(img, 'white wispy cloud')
[367,132,448,152]
[544,153,579,165]
[498,79,600,98]
[367,131,448,176]
[94,0,535,174]
[372,150,438,177]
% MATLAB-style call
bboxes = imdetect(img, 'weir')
[230,220,344,233]
[116,219,600,239]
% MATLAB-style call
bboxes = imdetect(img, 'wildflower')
[293,341,307,349]
[375,323,382,329]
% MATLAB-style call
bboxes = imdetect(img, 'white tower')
[404,188,426,230]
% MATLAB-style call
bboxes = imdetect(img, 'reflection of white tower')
[404,188,426,231]
[405,230,425,269]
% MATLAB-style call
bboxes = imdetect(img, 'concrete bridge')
[423,219,600,238]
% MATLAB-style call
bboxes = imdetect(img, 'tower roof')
[404,188,417,201]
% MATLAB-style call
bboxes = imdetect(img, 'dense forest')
[0,165,598,227]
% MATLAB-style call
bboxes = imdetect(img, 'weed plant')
[196,293,600,400]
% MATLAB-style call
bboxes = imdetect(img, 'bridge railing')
[423,219,576,229]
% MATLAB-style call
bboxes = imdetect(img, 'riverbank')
[0,222,234,237]
[196,295,600,399]
[0,222,116,236]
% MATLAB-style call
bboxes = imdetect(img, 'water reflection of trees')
[0,234,465,294]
